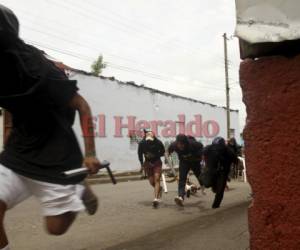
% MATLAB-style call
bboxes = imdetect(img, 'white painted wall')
[71,73,240,172]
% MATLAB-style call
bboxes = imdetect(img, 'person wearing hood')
[0,5,101,249]
[138,129,165,208]
[167,134,204,207]
[202,137,237,208]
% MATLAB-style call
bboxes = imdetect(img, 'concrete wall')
[71,73,240,172]
[240,56,300,250]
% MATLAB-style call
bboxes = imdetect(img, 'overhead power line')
[46,0,222,60]
[27,40,225,92]
[75,0,219,56]
[22,24,225,89]
[18,8,225,72]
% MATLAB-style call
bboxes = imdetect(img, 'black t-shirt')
[0,45,85,185]
[168,139,203,163]
[138,138,165,164]
[203,144,236,175]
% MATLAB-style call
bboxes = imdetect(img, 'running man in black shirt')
[203,137,237,208]
[0,5,101,249]
[167,134,204,206]
[138,130,165,208]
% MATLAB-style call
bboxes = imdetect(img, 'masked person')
[138,129,165,208]
[202,137,237,209]
[167,134,204,207]
[0,5,101,250]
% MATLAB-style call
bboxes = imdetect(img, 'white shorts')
[0,164,85,216]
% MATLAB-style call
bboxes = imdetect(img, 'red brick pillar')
[240,56,300,250]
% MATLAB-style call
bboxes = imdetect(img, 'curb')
[88,174,144,185]
[88,169,179,185]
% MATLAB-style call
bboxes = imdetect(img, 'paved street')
[5,179,251,250]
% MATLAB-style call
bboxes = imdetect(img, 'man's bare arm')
[69,93,101,174]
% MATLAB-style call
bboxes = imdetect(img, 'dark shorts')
[143,160,162,177]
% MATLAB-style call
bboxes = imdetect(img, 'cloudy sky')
[1,0,245,128]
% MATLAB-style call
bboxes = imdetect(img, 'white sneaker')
[174,196,184,207]
[152,198,160,208]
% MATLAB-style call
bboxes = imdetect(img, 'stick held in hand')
[62,160,117,185]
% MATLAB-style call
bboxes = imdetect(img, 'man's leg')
[145,163,155,188]
[143,163,154,188]
[152,172,162,208]
[153,161,163,200]
[191,163,203,186]
[153,172,161,199]
[148,176,155,188]
[45,212,77,236]
[21,177,85,236]
[0,165,31,249]
[0,202,8,249]
[178,163,190,198]
[212,173,227,209]
[191,164,206,195]
[174,163,190,206]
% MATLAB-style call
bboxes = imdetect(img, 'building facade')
[71,73,240,172]
[0,72,241,172]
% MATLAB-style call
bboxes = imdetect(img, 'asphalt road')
[106,202,250,250]
[5,179,251,250]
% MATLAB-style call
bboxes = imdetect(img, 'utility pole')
[223,33,230,140]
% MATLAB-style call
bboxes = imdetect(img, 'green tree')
[91,55,106,76]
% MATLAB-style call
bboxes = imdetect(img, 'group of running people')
[0,5,239,250]
[138,130,238,209]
